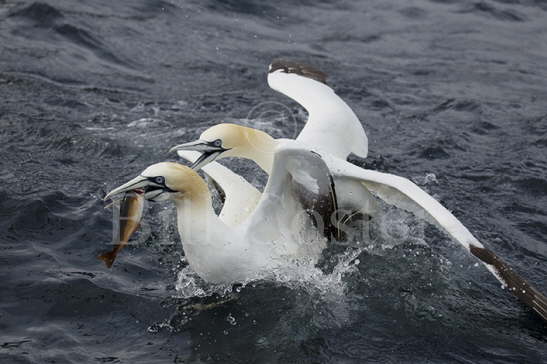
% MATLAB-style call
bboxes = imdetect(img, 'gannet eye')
[213,139,222,147]
[154,176,165,185]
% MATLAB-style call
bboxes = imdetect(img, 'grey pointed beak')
[169,140,222,153]
[189,150,223,170]
[104,175,148,201]
[169,140,226,170]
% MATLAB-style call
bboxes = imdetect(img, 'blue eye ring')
[154,176,165,185]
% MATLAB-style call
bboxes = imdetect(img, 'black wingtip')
[269,59,328,85]
[470,245,547,322]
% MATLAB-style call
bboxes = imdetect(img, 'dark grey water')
[1,0,546,363]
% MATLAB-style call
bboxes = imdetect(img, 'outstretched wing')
[245,142,339,258]
[267,59,368,160]
[177,151,261,227]
[325,155,547,321]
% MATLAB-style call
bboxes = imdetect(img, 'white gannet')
[169,124,547,322]
[104,141,340,284]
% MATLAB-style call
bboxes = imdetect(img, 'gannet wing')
[177,150,261,227]
[267,59,368,160]
[326,155,547,321]
[246,142,339,256]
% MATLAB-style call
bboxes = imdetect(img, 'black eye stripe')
[145,176,176,193]
[148,176,163,185]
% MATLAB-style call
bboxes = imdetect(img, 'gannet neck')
[174,195,216,244]
[241,129,277,173]
[170,168,217,241]
[174,184,234,281]
[221,125,277,173]
[173,170,211,206]
[174,169,209,220]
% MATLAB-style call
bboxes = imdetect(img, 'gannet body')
[171,124,547,321]
[105,141,337,284]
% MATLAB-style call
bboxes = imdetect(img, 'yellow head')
[104,162,208,202]
[170,123,276,171]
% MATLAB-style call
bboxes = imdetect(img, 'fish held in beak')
[98,190,145,268]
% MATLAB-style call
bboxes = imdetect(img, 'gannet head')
[104,162,206,202]
[169,123,275,170]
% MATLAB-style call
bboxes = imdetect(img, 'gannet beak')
[169,140,222,153]
[169,140,226,170]
[104,176,148,201]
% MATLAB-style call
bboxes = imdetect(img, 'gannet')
[170,124,547,321]
[104,142,339,284]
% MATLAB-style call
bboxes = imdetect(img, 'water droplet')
[256,337,267,346]
[226,313,237,326]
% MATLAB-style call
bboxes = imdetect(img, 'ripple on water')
[461,1,528,22]
[8,2,64,27]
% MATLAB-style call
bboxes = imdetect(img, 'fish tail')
[98,251,117,268]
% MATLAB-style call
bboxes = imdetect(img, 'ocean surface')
[1,0,546,363]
